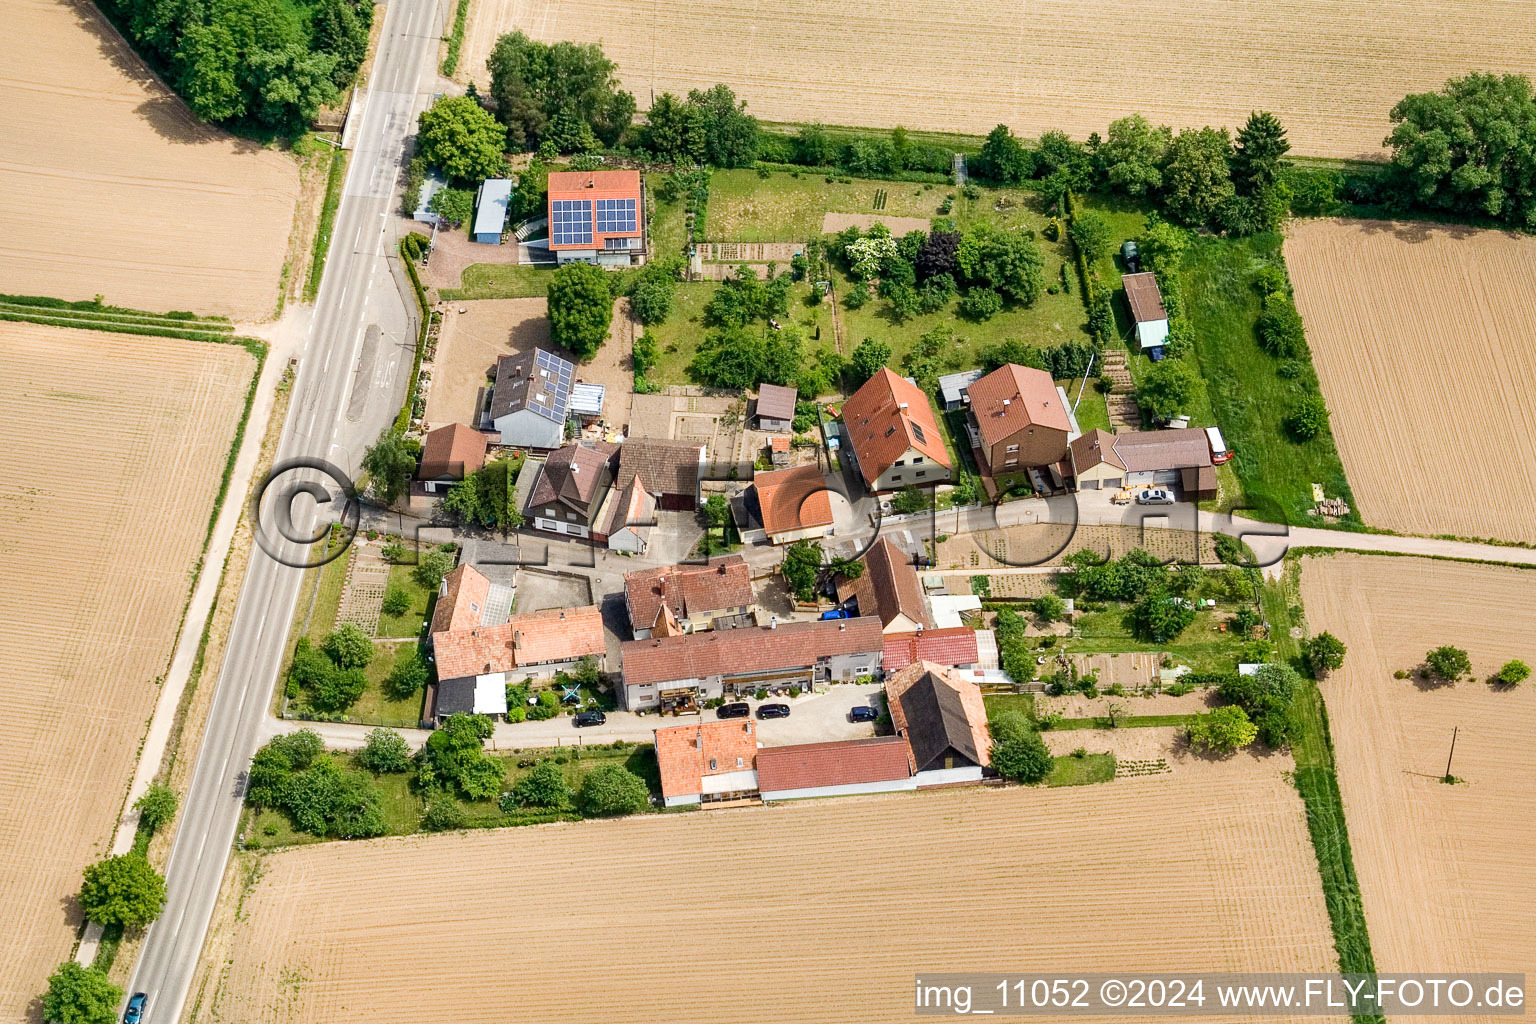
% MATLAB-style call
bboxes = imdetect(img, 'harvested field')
[820,212,932,236]
[204,764,1336,1024]
[0,0,298,318]
[0,323,255,1020]
[462,0,1536,160]
[1285,220,1536,542]
[1300,554,1536,1007]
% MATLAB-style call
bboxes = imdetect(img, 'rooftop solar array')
[531,349,574,423]
[595,197,637,233]
[551,199,593,246]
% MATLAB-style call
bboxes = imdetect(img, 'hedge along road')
[121,3,441,1022]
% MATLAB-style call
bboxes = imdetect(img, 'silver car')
[1136,488,1175,505]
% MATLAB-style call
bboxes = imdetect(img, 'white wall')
[913,765,984,788]
[760,777,916,802]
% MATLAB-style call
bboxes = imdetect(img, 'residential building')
[429,605,607,723]
[1069,428,1128,491]
[654,719,760,808]
[417,423,489,494]
[489,348,574,449]
[592,474,657,554]
[754,383,798,431]
[836,537,929,633]
[756,736,915,802]
[750,464,835,545]
[618,617,883,711]
[524,442,615,540]
[881,626,981,674]
[546,170,647,266]
[937,368,985,412]
[842,368,951,492]
[624,556,754,639]
[1104,428,1216,500]
[612,437,706,511]
[1123,272,1170,355]
[472,179,513,244]
[967,363,1074,485]
[884,661,993,784]
[428,564,513,638]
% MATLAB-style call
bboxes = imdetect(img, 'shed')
[413,169,447,224]
[472,178,513,244]
[1122,272,1170,353]
[754,383,798,431]
[569,382,606,423]
[937,368,985,411]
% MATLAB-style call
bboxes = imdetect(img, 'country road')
[122,3,442,1021]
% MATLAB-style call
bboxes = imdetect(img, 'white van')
[1205,426,1231,464]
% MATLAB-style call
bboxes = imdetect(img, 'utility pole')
[1443,726,1459,780]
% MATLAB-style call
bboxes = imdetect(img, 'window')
[1006,444,1019,453]
[709,758,717,771]
[890,474,901,483]
[735,757,743,767]
[1005,459,1017,467]
[884,425,897,438]
[912,457,924,464]
[894,459,905,467]
[910,423,928,445]
[545,508,556,516]
[916,471,927,479]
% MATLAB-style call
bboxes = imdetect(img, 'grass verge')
[1046,752,1116,787]
[1047,714,1198,731]
[304,149,348,302]
[439,262,554,301]
[439,0,472,75]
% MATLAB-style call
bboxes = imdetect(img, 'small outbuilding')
[937,368,985,412]
[418,422,489,493]
[1122,272,1170,355]
[754,383,798,431]
[413,169,448,224]
[472,178,513,244]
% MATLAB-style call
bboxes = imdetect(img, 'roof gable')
[625,557,753,632]
[841,369,951,485]
[968,363,1072,446]
[837,537,929,630]
[420,423,489,480]
[884,661,993,772]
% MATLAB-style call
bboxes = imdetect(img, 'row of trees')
[100,0,373,135]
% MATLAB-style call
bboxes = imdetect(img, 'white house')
[488,348,573,449]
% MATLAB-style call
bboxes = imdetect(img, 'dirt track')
[0,323,254,1020]
[1301,554,1536,1017]
[461,0,1536,160]
[1285,219,1536,543]
[0,0,298,318]
[204,759,1336,1024]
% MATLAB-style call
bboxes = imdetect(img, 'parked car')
[716,702,751,719]
[819,608,849,620]
[848,705,879,722]
[1136,489,1175,505]
[1205,425,1232,464]
[572,710,606,727]
[1120,239,1141,272]
[757,703,791,719]
[124,994,147,1024]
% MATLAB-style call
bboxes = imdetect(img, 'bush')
[78,853,166,928]
[510,760,572,809]
[578,762,649,816]
[1186,706,1257,754]
[1496,659,1531,686]
[1031,594,1066,622]
[1130,591,1196,643]
[415,713,503,800]
[43,961,122,1024]
[957,286,1003,321]
[421,800,469,832]
[414,548,457,590]
[357,729,414,774]
[1257,295,1307,358]
[384,648,429,700]
[381,586,411,617]
[323,624,373,669]
[133,782,178,834]
[528,688,561,721]
[1218,663,1302,747]
[1285,394,1330,441]
[1426,645,1471,683]
[991,729,1053,784]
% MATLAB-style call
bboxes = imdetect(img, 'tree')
[961,225,1045,306]
[1031,594,1066,623]
[416,713,504,800]
[848,337,892,387]
[310,0,372,86]
[547,262,614,359]
[416,95,507,183]
[1303,632,1348,678]
[1160,127,1235,227]
[1425,645,1471,683]
[831,557,864,582]
[42,961,121,1024]
[1068,211,1115,265]
[385,648,429,699]
[133,783,178,834]
[357,728,414,774]
[1187,706,1257,754]
[428,186,475,226]
[991,729,1053,784]
[1230,110,1290,232]
[781,540,822,603]
[891,485,930,515]
[485,32,634,150]
[1130,590,1197,643]
[363,429,417,504]
[630,275,674,325]
[915,230,961,281]
[1497,659,1531,686]
[578,762,649,815]
[511,760,572,809]
[381,586,410,617]
[421,799,468,832]
[702,493,731,532]
[281,757,386,838]
[414,548,457,590]
[1097,114,1171,196]
[978,124,1031,184]
[78,853,166,928]
[1035,129,1092,197]
[1285,394,1329,441]
[1257,296,1308,358]
[845,233,899,280]
[1138,357,1199,422]
[685,84,759,167]
[1138,220,1189,274]
[246,730,325,807]
[310,665,366,713]
[442,460,523,532]
[323,623,373,669]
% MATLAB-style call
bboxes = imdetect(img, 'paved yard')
[512,567,593,613]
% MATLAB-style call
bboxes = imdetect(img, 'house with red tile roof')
[524,442,616,541]
[967,363,1074,486]
[756,736,915,802]
[841,368,951,492]
[749,464,835,545]
[881,626,981,674]
[884,661,992,783]
[428,605,606,724]
[417,423,489,494]
[624,556,754,639]
[618,617,883,711]
[654,719,760,807]
[547,170,647,267]
[835,537,929,633]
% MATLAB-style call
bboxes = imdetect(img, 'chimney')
[513,629,522,650]
[770,615,778,629]
[1003,399,1011,408]
[839,621,846,631]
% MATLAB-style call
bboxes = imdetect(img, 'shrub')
[1257,295,1307,358]
[414,548,457,589]
[43,961,122,1024]
[1031,594,1066,622]
[1285,394,1329,441]
[323,624,373,669]
[528,689,561,721]
[510,760,572,809]
[384,649,429,700]
[1187,706,1257,754]
[991,729,1053,784]
[1130,591,1196,643]
[381,586,411,617]
[1496,659,1531,686]
[1426,645,1471,683]
[1218,663,1302,747]
[133,782,178,834]
[357,728,414,774]
[415,713,503,800]
[578,763,649,816]
[421,800,469,832]
[1303,631,1348,678]
[957,286,1003,321]
[1230,607,1261,636]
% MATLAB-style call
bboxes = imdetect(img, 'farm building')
[472,178,513,244]
[1122,272,1170,355]
[546,170,647,266]
[617,617,883,711]
[1106,428,1217,500]
[624,556,754,639]
[488,348,573,449]
[654,719,761,808]
[835,537,929,633]
[756,737,916,803]
[937,368,986,411]
[612,437,707,511]
[884,661,992,784]
[966,362,1076,487]
[1068,428,1127,491]
[842,368,951,492]
[881,626,982,674]
[754,383,798,431]
[523,442,616,540]
[417,422,489,494]
[749,464,835,545]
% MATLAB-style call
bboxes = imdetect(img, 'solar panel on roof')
[594,197,636,233]
[530,349,573,423]
[551,199,593,246]
[911,423,928,445]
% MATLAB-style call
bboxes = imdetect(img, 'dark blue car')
[124,993,147,1024]
[849,705,879,723]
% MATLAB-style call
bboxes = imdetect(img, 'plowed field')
[1300,554,1536,1012]
[0,0,298,318]
[461,0,1536,160]
[1285,219,1536,543]
[203,765,1338,1024]
[0,323,255,1020]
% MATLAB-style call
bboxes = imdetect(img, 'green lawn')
[1071,606,1248,675]
[647,172,689,258]
[1046,752,1117,787]
[708,169,955,241]
[1062,379,1110,433]
[301,543,353,643]
[1180,233,1357,527]
[645,277,835,386]
[982,693,1037,722]
[345,641,426,728]
[377,563,433,639]
[1048,713,1199,731]
[440,263,555,301]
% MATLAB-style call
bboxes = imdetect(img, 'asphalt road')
[123,4,441,1021]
